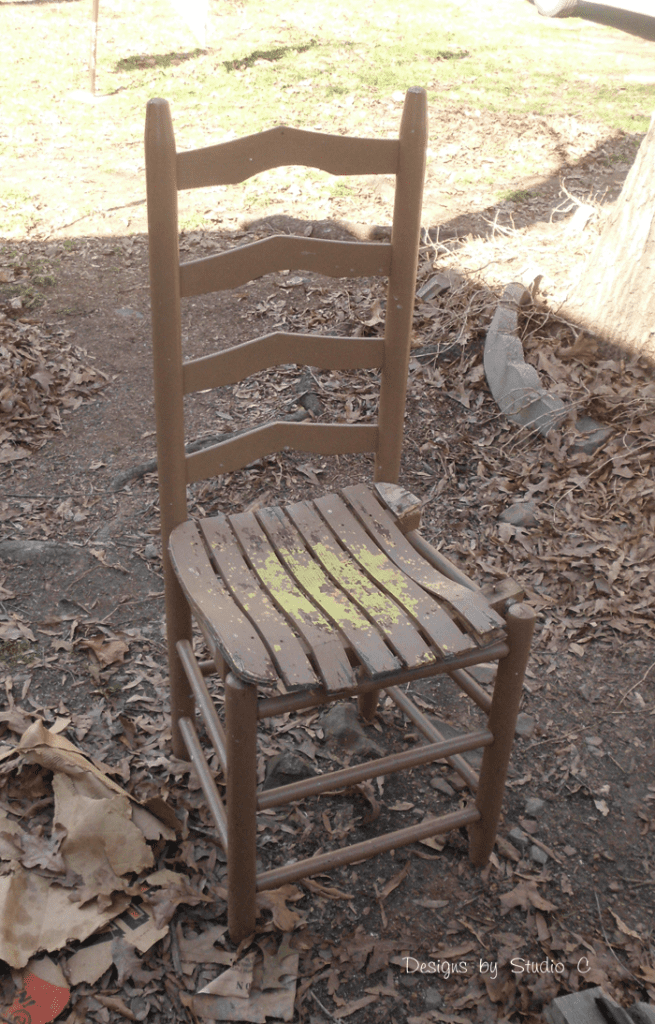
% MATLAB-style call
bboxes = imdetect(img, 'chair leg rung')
[385,686,480,791]
[256,805,480,891]
[178,716,228,851]
[178,639,228,774]
[257,729,492,810]
[448,667,492,713]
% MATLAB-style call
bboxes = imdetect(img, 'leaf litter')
[0,300,107,465]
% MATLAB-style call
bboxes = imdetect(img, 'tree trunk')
[565,111,655,362]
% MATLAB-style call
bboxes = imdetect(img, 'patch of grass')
[0,188,38,236]
[223,40,319,72]
[0,639,36,669]
[499,189,536,203]
[115,48,205,73]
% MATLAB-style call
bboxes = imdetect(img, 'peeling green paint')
[314,542,408,625]
[278,546,374,633]
[257,550,334,632]
[353,545,421,617]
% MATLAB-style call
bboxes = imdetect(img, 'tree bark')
[565,111,655,362]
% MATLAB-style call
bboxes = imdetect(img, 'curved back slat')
[180,236,392,297]
[183,333,385,393]
[186,422,379,482]
[177,127,399,189]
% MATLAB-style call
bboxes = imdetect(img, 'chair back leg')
[468,602,536,865]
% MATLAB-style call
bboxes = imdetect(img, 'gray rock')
[508,827,530,850]
[424,989,445,1010]
[427,718,482,768]
[430,776,456,797]
[515,713,536,739]
[572,416,613,456]
[320,703,384,757]
[115,306,145,319]
[630,1003,655,1024]
[499,500,539,529]
[144,542,159,560]
[468,662,496,684]
[0,539,87,568]
[544,986,622,1024]
[525,797,546,818]
[262,750,317,791]
[417,271,462,301]
[484,284,568,436]
[447,773,467,791]
[531,844,549,865]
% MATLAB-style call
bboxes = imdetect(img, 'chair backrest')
[145,89,428,554]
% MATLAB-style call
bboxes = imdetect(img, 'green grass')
[0,0,650,238]
[499,188,537,203]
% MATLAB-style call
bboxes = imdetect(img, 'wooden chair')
[145,89,536,944]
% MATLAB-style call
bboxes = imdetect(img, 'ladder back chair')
[145,89,536,944]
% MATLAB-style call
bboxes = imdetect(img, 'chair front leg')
[225,673,258,944]
[468,602,536,866]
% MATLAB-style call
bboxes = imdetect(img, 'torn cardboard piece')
[53,773,153,904]
[180,938,298,1023]
[1,955,70,1024]
[65,883,169,986]
[0,721,176,968]
[0,862,130,969]
[65,872,215,986]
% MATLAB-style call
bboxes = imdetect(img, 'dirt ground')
[1,17,655,1023]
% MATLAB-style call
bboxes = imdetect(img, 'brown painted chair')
[145,89,536,944]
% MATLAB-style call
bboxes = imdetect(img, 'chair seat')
[169,483,506,695]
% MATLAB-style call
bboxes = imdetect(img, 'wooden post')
[88,0,100,96]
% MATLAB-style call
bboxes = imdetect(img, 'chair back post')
[145,97,194,755]
[375,87,428,484]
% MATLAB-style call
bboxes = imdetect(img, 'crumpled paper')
[0,720,176,968]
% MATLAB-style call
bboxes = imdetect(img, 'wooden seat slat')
[199,516,319,691]
[286,499,436,671]
[169,521,276,684]
[313,494,475,657]
[256,506,401,678]
[342,484,505,642]
[229,511,354,693]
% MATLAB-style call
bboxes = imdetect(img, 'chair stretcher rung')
[178,640,228,773]
[255,805,481,891]
[257,728,493,810]
[178,716,228,851]
[387,686,480,791]
[449,667,493,713]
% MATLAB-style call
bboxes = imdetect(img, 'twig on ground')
[594,891,642,984]
[615,660,655,710]
[309,990,340,1022]
[110,409,310,491]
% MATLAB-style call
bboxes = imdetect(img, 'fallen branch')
[110,409,309,491]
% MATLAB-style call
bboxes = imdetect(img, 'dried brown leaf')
[499,880,557,916]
